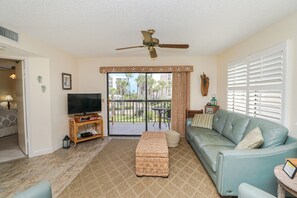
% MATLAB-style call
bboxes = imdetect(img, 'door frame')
[0,55,30,156]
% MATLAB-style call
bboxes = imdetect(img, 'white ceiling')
[0,0,297,58]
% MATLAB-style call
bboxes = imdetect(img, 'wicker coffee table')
[135,131,169,177]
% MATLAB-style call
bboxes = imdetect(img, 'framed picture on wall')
[62,73,72,90]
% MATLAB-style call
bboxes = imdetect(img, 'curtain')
[171,72,190,137]
[100,65,193,73]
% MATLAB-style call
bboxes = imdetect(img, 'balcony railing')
[109,100,171,123]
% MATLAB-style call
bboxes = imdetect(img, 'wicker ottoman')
[135,131,169,177]
[165,130,180,147]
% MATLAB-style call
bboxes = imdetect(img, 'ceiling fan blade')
[149,48,157,58]
[158,44,189,48]
[116,46,144,50]
[141,31,153,42]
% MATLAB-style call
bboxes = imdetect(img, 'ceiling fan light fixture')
[147,29,155,34]
[148,46,154,51]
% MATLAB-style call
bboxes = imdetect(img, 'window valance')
[99,65,193,73]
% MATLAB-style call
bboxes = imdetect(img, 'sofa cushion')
[213,109,229,134]
[199,145,235,172]
[192,129,236,148]
[245,118,288,148]
[235,127,264,150]
[191,114,214,129]
[186,126,218,141]
[221,113,250,144]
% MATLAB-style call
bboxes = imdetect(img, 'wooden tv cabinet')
[69,114,104,147]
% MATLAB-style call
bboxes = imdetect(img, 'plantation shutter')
[248,50,284,123]
[227,43,285,123]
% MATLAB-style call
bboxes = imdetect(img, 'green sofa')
[186,109,297,196]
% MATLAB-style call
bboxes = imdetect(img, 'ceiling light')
[10,73,16,79]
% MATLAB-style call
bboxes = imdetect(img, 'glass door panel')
[108,73,146,135]
[147,73,172,131]
[107,72,172,135]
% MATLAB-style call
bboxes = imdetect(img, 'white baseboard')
[29,147,53,157]
[52,142,62,152]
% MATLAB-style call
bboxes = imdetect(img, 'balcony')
[109,99,171,135]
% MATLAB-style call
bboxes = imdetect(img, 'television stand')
[69,114,104,147]
[73,113,100,122]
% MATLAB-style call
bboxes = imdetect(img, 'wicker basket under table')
[135,131,169,177]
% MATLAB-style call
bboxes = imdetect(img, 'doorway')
[0,58,28,162]
[107,72,172,135]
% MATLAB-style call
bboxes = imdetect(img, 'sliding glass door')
[107,73,172,135]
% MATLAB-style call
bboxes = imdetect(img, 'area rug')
[58,138,220,198]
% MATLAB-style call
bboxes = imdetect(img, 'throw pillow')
[235,127,264,150]
[191,114,214,129]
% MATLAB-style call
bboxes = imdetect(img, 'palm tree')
[125,73,133,96]
[158,80,167,99]
[135,74,145,99]
[147,76,156,99]
[152,85,161,99]
[116,79,128,97]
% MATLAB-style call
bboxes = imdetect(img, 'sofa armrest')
[216,142,297,196]
[186,118,192,127]
[238,183,276,198]
[14,181,52,198]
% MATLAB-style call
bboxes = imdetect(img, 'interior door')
[16,61,28,155]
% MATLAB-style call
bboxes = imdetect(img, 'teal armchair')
[13,181,52,198]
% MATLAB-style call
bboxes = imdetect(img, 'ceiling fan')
[116,29,189,58]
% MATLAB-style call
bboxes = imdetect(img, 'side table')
[274,165,297,198]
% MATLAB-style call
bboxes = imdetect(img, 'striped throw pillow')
[191,114,213,129]
[235,127,264,150]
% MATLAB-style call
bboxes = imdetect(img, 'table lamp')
[5,95,13,110]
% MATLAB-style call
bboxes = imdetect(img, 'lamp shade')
[5,95,13,101]
[9,73,16,79]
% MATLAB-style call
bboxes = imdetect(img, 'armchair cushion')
[238,183,275,198]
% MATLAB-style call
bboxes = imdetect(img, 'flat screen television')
[67,93,102,115]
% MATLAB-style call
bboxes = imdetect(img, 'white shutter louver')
[227,62,247,114]
[227,44,285,123]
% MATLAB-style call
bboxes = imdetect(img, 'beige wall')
[0,31,78,156]
[218,11,297,135]
[78,56,217,135]
[25,58,52,155]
